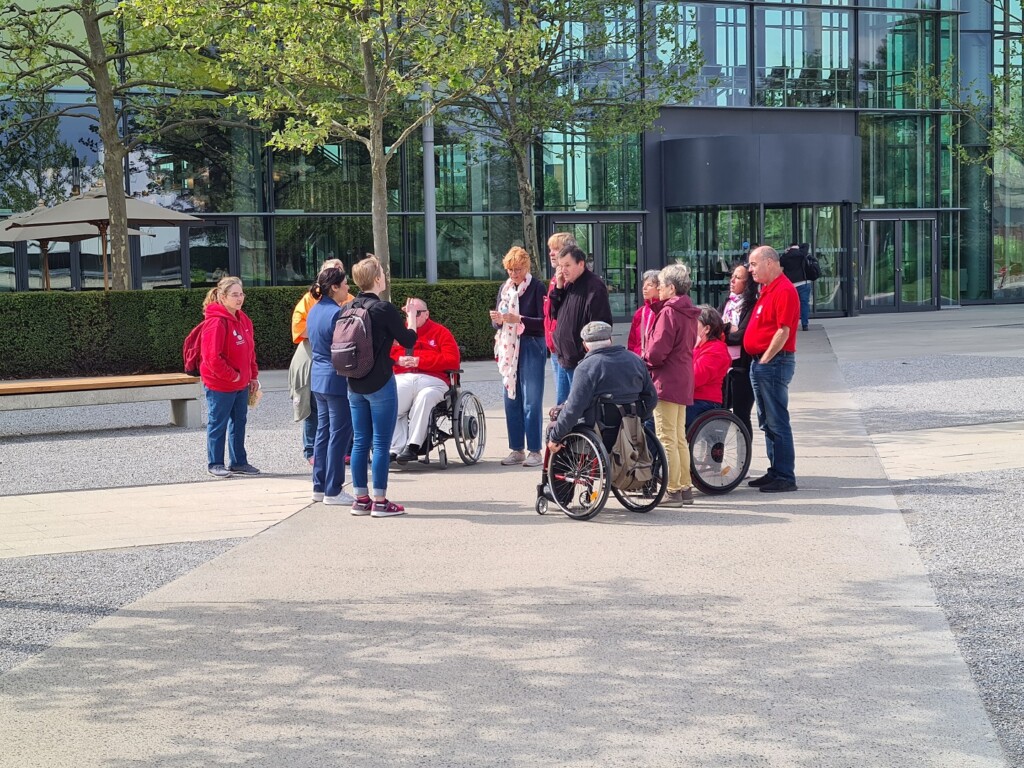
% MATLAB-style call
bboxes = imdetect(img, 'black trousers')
[729,363,755,438]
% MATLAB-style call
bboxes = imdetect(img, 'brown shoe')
[659,490,683,507]
[680,487,694,505]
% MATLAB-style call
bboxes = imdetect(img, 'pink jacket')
[627,300,656,356]
[642,295,699,406]
[692,338,732,403]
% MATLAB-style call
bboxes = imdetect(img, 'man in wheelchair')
[546,321,657,454]
[390,298,461,463]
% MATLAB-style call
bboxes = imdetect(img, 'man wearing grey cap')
[547,321,657,452]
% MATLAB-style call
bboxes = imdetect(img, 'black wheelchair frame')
[400,369,487,470]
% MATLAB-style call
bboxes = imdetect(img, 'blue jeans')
[302,393,318,460]
[551,355,572,406]
[348,377,398,497]
[686,400,718,431]
[313,391,353,497]
[206,387,248,469]
[749,352,797,484]
[796,282,811,330]
[505,335,546,452]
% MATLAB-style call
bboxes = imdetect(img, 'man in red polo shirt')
[743,245,800,493]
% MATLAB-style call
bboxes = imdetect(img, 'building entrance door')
[860,216,937,312]
[549,219,642,321]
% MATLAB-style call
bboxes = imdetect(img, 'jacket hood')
[204,302,238,321]
[663,294,700,320]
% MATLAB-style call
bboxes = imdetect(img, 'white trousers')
[391,373,448,452]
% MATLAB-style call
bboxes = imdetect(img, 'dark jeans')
[504,335,546,452]
[685,400,719,431]
[551,354,572,406]
[796,282,811,330]
[206,386,248,469]
[302,393,318,460]
[749,352,797,484]
[729,364,755,438]
[348,377,398,497]
[312,391,353,497]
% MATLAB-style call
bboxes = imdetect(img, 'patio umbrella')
[5,189,201,290]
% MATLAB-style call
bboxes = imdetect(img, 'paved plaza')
[1,306,1022,766]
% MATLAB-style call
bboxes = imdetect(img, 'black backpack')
[804,253,821,281]
[331,300,375,378]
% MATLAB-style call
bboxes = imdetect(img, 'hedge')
[0,280,502,380]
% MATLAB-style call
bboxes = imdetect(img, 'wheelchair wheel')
[453,392,486,465]
[547,427,609,520]
[687,410,751,495]
[611,425,667,513]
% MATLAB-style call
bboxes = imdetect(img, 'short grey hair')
[659,263,692,294]
[584,338,613,350]
[641,269,660,286]
[749,245,780,263]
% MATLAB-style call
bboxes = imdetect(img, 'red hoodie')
[692,337,732,403]
[389,318,461,385]
[199,302,259,393]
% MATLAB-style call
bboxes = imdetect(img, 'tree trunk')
[82,1,130,290]
[511,139,540,270]
[368,116,392,302]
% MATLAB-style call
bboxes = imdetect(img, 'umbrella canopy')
[5,189,202,290]
[1,205,147,290]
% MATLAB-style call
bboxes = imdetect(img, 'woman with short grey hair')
[627,269,663,357]
[658,263,692,295]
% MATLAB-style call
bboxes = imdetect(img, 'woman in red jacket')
[199,276,260,478]
[687,305,732,429]
[643,263,700,507]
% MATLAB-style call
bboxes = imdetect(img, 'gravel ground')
[841,358,1024,767]
[0,540,242,674]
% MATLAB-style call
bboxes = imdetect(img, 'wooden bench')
[0,373,203,428]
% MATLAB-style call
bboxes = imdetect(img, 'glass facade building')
[2,0,1022,317]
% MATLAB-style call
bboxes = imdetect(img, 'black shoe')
[759,479,798,493]
[747,473,776,488]
[395,446,418,465]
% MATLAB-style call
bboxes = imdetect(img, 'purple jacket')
[642,294,699,406]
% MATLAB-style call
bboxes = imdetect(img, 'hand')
[547,440,562,454]
[397,356,416,368]
[554,267,565,289]
[406,309,417,331]
[488,309,502,323]
[502,312,520,325]
[248,379,260,394]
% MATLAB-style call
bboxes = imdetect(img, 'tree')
[0,0,244,289]
[135,0,544,286]
[448,0,703,262]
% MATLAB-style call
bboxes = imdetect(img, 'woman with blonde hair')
[346,256,418,517]
[490,245,546,466]
[199,276,259,478]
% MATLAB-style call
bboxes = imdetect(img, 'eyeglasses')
[226,291,245,298]
[506,266,527,274]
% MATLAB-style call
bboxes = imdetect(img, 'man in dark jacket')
[780,242,812,331]
[548,321,657,450]
[549,245,613,379]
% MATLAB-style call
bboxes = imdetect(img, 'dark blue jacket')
[307,296,348,397]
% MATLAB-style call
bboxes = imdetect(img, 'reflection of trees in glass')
[0,101,98,210]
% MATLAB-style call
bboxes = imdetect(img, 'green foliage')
[0,282,501,379]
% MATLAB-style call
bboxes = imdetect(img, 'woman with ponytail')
[200,276,259,478]
[305,265,355,505]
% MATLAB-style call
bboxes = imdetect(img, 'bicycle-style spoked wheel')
[687,410,751,495]
[453,391,486,464]
[547,428,610,520]
[612,425,668,512]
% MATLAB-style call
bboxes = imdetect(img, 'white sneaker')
[312,491,324,502]
[501,450,526,466]
[523,451,543,467]
[324,491,356,505]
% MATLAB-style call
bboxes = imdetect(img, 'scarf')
[722,292,745,361]
[495,274,531,399]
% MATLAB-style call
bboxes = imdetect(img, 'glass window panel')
[187,225,231,288]
[429,215,524,280]
[78,236,107,291]
[863,219,897,309]
[860,114,936,208]
[131,122,264,213]
[140,227,184,289]
[755,8,853,108]
[939,211,960,306]
[813,205,846,313]
[434,137,520,213]
[0,242,13,291]
[603,222,640,316]
[858,12,935,110]
[763,207,793,249]
[27,242,71,291]
[238,217,271,287]
[900,219,935,307]
[656,4,749,107]
[541,132,641,211]
[274,217,374,286]
[857,0,941,10]
[993,150,1024,299]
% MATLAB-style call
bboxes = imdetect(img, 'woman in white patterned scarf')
[489,246,547,467]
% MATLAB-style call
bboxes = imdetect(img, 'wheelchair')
[535,395,668,521]
[686,369,752,495]
[400,369,486,469]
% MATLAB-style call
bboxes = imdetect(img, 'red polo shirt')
[743,274,800,355]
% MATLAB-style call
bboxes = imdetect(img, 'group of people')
[195,238,800,519]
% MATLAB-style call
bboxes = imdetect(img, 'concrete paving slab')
[0,326,1006,766]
